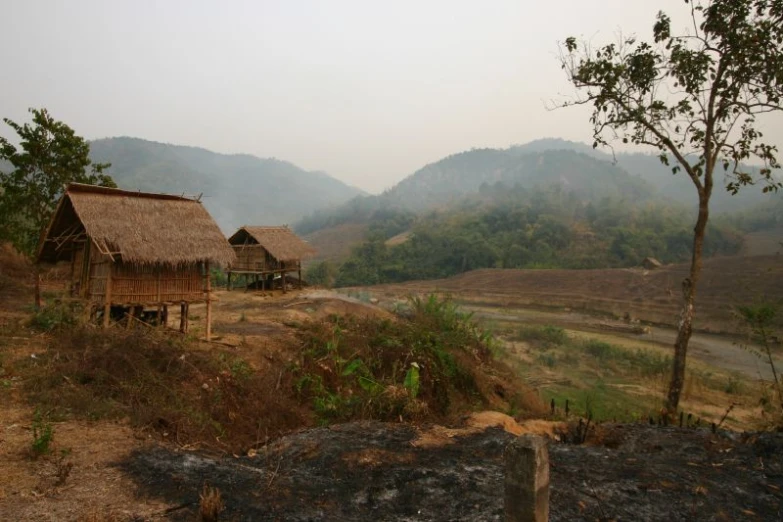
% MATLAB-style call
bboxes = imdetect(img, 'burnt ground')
[120,423,783,522]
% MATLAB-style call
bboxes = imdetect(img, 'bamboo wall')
[88,259,205,305]
[231,245,299,272]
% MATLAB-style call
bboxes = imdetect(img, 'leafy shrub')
[30,409,54,458]
[29,301,82,332]
[292,295,542,422]
[515,325,568,348]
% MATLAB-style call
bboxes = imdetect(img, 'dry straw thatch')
[229,226,316,262]
[38,183,236,267]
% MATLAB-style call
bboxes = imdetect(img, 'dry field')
[365,255,783,335]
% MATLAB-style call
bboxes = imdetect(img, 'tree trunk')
[665,192,710,414]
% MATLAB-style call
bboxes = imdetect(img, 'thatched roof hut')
[37,183,235,336]
[642,257,663,270]
[227,226,316,291]
[38,183,235,267]
[228,226,316,263]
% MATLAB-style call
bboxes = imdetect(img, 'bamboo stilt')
[103,263,113,328]
[180,302,188,333]
[205,261,212,341]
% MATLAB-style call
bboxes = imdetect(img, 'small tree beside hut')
[227,226,316,292]
[37,183,235,339]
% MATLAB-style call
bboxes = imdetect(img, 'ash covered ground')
[120,422,782,521]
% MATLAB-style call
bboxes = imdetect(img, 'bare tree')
[558,0,783,414]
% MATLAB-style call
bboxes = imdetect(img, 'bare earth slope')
[369,255,783,334]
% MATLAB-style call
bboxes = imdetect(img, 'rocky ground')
[120,422,782,521]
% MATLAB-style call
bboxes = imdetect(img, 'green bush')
[515,325,568,348]
[291,294,535,422]
[30,409,54,458]
[29,301,82,332]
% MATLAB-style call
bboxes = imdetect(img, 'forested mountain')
[297,139,778,237]
[326,184,744,287]
[297,146,656,235]
[514,138,776,213]
[87,137,363,232]
[298,139,780,287]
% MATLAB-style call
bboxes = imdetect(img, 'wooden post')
[180,302,188,333]
[162,304,168,327]
[126,306,134,330]
[103,263,113,328]
[205,261,212,341]
[298,267,303,289]
[227,271,232,291]
[69,251,77,297]
[505,435,549,522]
[282,270,287,294]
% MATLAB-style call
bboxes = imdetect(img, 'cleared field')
[742,227,783,256]
[367,255,783,334]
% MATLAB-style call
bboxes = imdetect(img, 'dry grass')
[199,485,225,522]
[19,327,308,452]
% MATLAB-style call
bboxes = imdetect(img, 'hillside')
[297,139,779,237]
[514,138,778,213]
[88,137,363,232]
[296,146,657,235]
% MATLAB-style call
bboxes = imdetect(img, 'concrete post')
[504,434,550,522]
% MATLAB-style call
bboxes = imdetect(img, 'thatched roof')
[642,257,663,270]
[228,226,316,262]
[38,183,236,267]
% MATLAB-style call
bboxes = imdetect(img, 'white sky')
[1,0,781,193]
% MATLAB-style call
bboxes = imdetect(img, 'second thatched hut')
[227,226,316,292]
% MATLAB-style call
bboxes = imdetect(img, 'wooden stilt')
[162,304,168,327]
[180,302,187,333]
[298,268,302,289]
[103,263,113,328]
[227,271,232,291]
[69,252,77,297]
[205,261,212,341]
[282,271,287,294]
[261,273,265,291]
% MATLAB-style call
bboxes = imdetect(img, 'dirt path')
[469,305,779,381]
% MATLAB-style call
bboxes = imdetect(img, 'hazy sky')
[1,0,781,193]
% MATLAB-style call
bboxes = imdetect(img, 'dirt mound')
[117,422,783,521]
[292,290,394,320]
[411,412,565,448]
[20,327,310,452]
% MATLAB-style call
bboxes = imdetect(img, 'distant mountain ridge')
[87,137,364,232]
[515,138,776,213]
[296,144,660,235]
[296,138,778,236]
